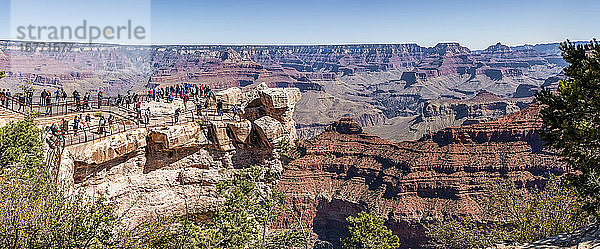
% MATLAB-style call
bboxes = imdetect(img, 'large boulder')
[226,120,252,143]
[149,122,210,150]
[216,87,242,107]
[258,87,302,110]
[253,116,284,147]
[67,128,148,165]
[209,120,234,151]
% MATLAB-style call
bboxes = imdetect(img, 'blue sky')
[1,0,598,49]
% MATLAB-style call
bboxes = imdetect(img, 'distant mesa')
[326,117,363,134]
[432,42,471,55]
[484,42,512,53]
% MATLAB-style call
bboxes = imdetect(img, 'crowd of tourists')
[0,89,12,108]
[6,82,245,150]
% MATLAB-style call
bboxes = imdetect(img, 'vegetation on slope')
[425,177,590,248]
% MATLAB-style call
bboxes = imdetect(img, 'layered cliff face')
[55,85,300,227]
[364,91,523,142]
[277,104,563,248]
[0,40,568,142]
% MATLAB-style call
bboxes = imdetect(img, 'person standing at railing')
[5,89,11,107]
[0,89,5,107]
[135,101,141,120]
[216,100,223,116]
[84,92,90,110]
[232,104,241,122]
[60,118,69,136]
[61,88,67,103]
[125,94,131,109]
[97,90,103,109]
[98,116,106,135]
[107,114,114,134]
[73,90,80,111]
[174,108,180,124]
[73,115,80,136]
[17,94,25,112]
[45,93,52,115]
[25,89,33,106]
[145,107,151,125]
[5,89,10,107]
[196,100,202,117]
[0,89,6,107]
[183,94,189,111]
[41,89,48,107]
[55,89,61,104]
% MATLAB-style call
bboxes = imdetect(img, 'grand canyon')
[0,39,594,248]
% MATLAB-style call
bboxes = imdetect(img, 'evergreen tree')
[536,39,600,214]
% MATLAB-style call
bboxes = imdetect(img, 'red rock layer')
[276,104,563,248]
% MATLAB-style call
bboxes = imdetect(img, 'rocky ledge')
[492,223,600,249]
[56,84,300,227]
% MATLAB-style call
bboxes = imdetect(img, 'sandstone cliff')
[56,85,300,227]
[277,104,563,248]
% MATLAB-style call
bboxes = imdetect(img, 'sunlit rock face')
[276,105,566,248]
[56,85,300,227]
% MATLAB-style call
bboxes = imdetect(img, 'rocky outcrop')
[325,117,363,134]
[421,91,521,124]
[277,105,564,248]
[56,85,300,227]
[67,128,148,165]
[253,116,285,147]
[492,223,600,249]
[368,91,525,142]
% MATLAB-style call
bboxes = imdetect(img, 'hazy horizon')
[0,0,598,49]
[0,38,592,51]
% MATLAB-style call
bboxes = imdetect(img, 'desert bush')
[341,211,400,249]
[0,116,118,248]
[425,177,591,248]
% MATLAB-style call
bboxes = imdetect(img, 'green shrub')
[341,211,400,249]
[0,117,118,248]
[425,177,591,248]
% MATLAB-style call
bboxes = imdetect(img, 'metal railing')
[1,92,244,184]
[0,93,242,147]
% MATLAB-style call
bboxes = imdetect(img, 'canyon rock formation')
[54,85,300,227]
[277,104,564,248]
[0,40,574,141]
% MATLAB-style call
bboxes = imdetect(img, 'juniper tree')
[536,39,600,215]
